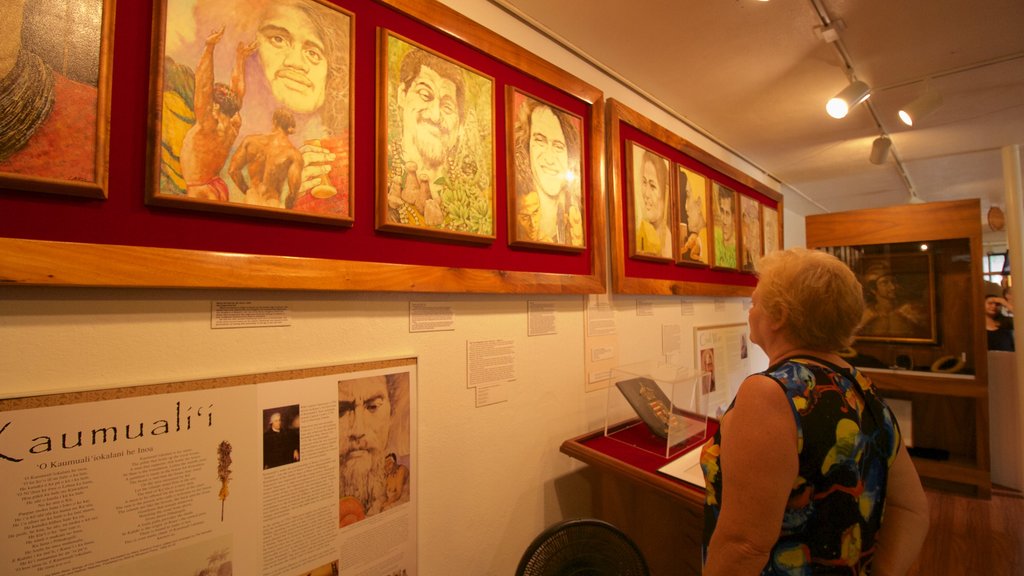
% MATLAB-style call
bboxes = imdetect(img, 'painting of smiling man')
[149,0,354,223]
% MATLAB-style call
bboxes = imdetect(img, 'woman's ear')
[769,306,788,332]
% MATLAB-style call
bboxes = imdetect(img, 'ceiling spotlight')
[898,88,943,126]
[870,136,891,164]
[826,80,870,119]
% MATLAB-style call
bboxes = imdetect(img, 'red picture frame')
[607,99,782,296]
[0,0,608,294]
[0,0,115,200]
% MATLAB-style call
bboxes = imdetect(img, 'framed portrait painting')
[676,165,709,267]
[739,194,762,273]
[147,0,355,225]
[507,88,585,251]
[710,182,739,270]
[377,30,496,243]
[0,0,115,199]
[627,142,673,262]
[763,205,781,255]
[856,253,937,344]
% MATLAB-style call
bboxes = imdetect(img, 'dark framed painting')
[710,182,739,271]
[507,87,585,251]
[627,141,674,262]
[856,253,937,343]
[763,205,781,255]
[739,194,762,273]
[0,0,115,199]
[676,165,710,267]
[147,0,355,225]
[377,29,496,243]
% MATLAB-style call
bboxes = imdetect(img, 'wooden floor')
[907,485,1023,576]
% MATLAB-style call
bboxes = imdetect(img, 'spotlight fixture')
[826,80,870,119]
[898,88,943,126]
[869,136,891,164]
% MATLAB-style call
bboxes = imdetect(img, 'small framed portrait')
[710,183,739,270]
[763,205,781,255]
[699,348,717,395]
[507,88,585,251]
[856,253,937,344]
[262,404,300,470]
[0,0,115,199]
[378,30,496,243]
[147,0,356,224]
[739,194,762,273]
[627,142,674,261]
[676,165,710,267]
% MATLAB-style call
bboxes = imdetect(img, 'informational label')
[590,346,615,362]
[474,384,508,408]
[466,339,516,388]
[636,300,655,316]
[409,302,455,333]
[680,301,695,316]
[527,301,557,336]
[212,301,291,329]
[694,323,751,414]
[585,295,618,392]
[662,324,682,355]
[585,296,616,337]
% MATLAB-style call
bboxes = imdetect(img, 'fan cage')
[516,519,649,576]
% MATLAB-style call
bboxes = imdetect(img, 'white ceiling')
[492,0,1024,223]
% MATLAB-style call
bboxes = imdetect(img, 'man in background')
[228,108,303,207]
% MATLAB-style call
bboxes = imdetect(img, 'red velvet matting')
[581,418,720,497]
[618,123,770,286]
[0,0,593,276]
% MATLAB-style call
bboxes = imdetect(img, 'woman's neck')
[764,339,845,369]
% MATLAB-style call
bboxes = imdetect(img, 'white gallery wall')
[0,1,811,574]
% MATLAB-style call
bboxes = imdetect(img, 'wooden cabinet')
[807,199,991,498]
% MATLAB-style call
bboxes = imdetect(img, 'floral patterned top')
[700,357,903,575]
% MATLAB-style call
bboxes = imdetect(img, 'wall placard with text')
[0,358,418,576]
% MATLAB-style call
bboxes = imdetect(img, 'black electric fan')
[515,518,650,576]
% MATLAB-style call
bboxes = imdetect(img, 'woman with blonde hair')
[701,248,929,575]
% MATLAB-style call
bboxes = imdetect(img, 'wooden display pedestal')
[561,426,711,576]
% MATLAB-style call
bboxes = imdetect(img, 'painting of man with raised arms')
[152,0,353,221]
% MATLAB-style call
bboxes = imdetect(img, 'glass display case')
[604,360,709,459]
[807,199,990,498]
[820,238,974,375]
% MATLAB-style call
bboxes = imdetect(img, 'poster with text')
[0,359,417,576]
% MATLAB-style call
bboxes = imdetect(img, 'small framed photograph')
[0,0,115,199]
[147,0,356,224]
[856,253,937,344]
[763,205,781,255]
[676,165,710,267]
[627,142,674,261]
[378,30,496,243]
[739,194,762,273]
[710,183,739,270]
[507,88,585,250]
